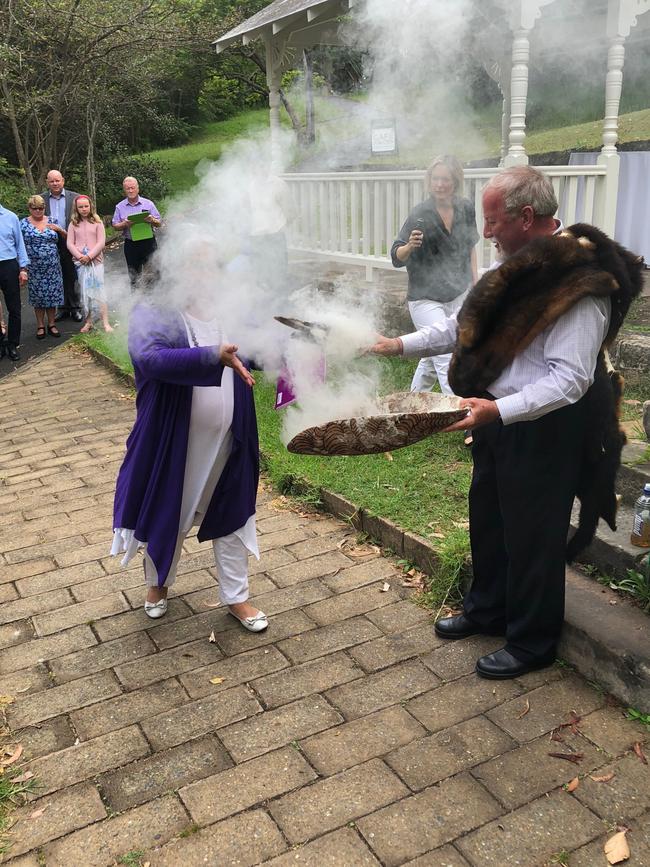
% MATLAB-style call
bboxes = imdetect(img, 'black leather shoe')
[71,311,84,322]
[7,345,20,362]
[476,647,555,680]
[434,613,484,640]
[54,310,69,321]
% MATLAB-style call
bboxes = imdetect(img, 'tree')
[0,0,186,189]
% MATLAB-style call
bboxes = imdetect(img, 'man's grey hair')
[486,166,557,217]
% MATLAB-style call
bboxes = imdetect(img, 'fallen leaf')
[548,752,584,764]
[516,698,530,720]
[429,532,446,539]
[633,742,648,765]
[11,771,34,783]
[550,728,565,743]
[208,631,216,643]
[590,772,616,783]
[604,829,630,864]
[380,582,390,592]
[565,777,579,792]
[204,602,221,609]
[1,745,23,767]
[209,677,225,685]
[383,451,393,461]
[0,695,15,706]
[609,599,618,605]
[29,807,48,819]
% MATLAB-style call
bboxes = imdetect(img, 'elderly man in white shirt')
[371,165,641,680]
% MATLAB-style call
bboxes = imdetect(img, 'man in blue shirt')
[0,203,29,362]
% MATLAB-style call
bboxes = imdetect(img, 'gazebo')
[216,0,650,277]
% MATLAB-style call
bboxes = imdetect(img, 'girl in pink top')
[67,195,111,332]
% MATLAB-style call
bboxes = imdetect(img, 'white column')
[504,28,530,166]
[265,36,283,162]
[600,35,626,157]
[499,84,511,167]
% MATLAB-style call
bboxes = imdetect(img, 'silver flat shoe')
[228,609,268,632]
[144,598,168,619]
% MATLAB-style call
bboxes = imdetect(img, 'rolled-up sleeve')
[496,296,610,424]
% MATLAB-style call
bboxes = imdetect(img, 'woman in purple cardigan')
[112,300,268,631]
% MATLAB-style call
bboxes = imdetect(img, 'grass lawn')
[147,109,269,198]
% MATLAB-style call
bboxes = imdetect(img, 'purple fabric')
[111,197,161,239]
[113,302,259,587]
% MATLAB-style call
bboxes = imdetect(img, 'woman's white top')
[112,312,258,576]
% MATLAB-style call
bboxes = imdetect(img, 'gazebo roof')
[214,0,354,52]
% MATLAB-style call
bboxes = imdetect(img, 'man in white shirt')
[371,166,618,679]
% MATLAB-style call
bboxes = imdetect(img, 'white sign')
[371,120,397,155]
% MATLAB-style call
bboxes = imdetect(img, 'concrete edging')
[87,344,650,712]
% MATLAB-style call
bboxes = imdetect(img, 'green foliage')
[626,707,650,728]
[418,526,471,614]
[198,75,265,122]
[0,757,38,854]
[606,555,650,612]
[117,851,146,867]
[0,158,29,216]
[93,151,170,216]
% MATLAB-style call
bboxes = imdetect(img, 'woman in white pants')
[112,295,267,632]
[391,156,479,422]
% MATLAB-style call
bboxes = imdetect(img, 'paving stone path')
[1,346,649,866]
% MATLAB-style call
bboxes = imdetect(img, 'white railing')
[283,164,611,279]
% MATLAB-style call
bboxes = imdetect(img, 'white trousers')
[143,529,251,605]
[408,292,468,394]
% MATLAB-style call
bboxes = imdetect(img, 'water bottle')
[630,483,650,547]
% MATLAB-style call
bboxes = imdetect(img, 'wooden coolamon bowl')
[287,392,469,457]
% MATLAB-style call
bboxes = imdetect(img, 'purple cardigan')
[113,302,259,586]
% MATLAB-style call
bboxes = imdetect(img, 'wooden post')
[265,36,283,164]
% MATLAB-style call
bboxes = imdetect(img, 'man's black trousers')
[464,399,586,663]
[124,238,157,288]
[0,258,21,346]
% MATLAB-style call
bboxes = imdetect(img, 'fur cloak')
[447,223,644,561]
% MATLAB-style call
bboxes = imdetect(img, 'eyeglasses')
[29,206,45,211]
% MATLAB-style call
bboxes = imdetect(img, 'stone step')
[571,499,648,581]
[561,566,650,713]
[619,441,650,506]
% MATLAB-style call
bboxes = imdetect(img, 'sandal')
[36,327,46,340]
[47,325,61,338]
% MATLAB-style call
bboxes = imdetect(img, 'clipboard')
[127,210,154,241]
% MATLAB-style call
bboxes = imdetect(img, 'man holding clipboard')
[112,177,161,288]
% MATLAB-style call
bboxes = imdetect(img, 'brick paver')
[2,348,650,866]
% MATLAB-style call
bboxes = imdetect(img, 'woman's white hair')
[487,166,557,217]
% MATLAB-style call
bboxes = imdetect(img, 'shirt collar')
[125,197,143,206]
[51,190,65,199]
